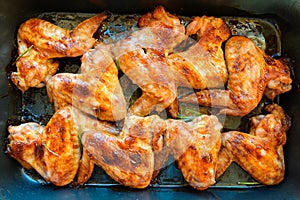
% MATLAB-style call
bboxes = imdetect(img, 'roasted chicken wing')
[7,106,81,186]
[116,11,231,117]
[11,14,107,92]
[7,106,119,186]
[167,16,231,89]
[181,36,292,116]
[77,115,166,188]
[113,6,186,117]
[138,5,186,49]
[47,43,126,121]
[165,115,222,190]
[117,48,177,117]
[216,104,289,185]
[6,7,293,191]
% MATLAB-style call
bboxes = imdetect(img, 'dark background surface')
[1,0,300,199]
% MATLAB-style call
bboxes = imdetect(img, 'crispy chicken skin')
[138,5,186,49]
[77,115,166,188]
[216,104,289,185]
[6,6,293,190]
[263,56,293,100]
[47,43,126,121]
[118,48,177,116]
[166,115,222,190]
[74,107,121,185]
[111,6,186,58]
[7,106,120,186]
[11,14,107,92]
[164,16,230,117]
[167,16,231,89]
[7,106,81,186]
[114,6,186,117]
[181,36,292,116]
[116,7,231,117]
[10,39,60,92]
[75,148,95,186]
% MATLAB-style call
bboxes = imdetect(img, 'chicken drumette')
[11,14,107,92]
[47,43,126,121]
[166,115,222,190]
[181,36,292,116]
[216,104,290,185]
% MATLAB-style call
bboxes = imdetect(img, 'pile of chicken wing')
[7,6,292,190]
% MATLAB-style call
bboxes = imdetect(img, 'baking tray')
[3,11,286,189]
[1,0,300,199]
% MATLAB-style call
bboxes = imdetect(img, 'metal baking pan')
[1,0,300,199]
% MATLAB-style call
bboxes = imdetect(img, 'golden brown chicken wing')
[138,5,186,49]
[263,56,293,100]
[216,104,289,185]
[117,48,177,117]
[181,36,292,116]
[167,16,231,89]
[165,115,222,190]
[47,43,126,121]
[113,6,186,117]
[77,115,166,188]
[116,12,231,117]
[7,106,120,186]
[11,14,107,92]
[7,106,81,186]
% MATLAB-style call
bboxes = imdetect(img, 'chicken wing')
[165,115,222,190]
[117,48,177,117]
[216,104,289,185]
[263,56,293,100]
[7,106,120,186]
[181,36,292,116]
[7,106,81,186]
[47,43,126,121]
[113,6,186,117]
[11,14,107,92]
[110,6,186,58]
[116,12,231,117]
[77,115,166,188]
[138,5,186,49]
[167,16,231,89]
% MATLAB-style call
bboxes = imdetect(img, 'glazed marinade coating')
[6,5,293,190]
[11,14,107,92]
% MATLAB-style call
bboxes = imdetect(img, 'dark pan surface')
[1,0,300,199]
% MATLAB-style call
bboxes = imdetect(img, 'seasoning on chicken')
[116,7,231,118]
[216,104,290,185]
[7,106,81,186]
[46,43,126,121]
[181,36,292,116]
[167,15,231,89]
[6,106,120,186]
[166,115,222,190]
[118,48,177,117]
[6,6,294,190]
[138,5,186,49]
[114,6,186,117]
[164,16,231,117]
[11,13,107,92]
[77,115,166,188]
